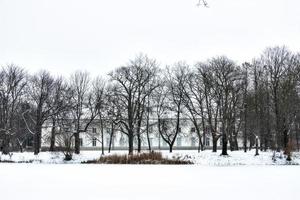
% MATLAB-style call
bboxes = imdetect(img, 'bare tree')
[261,46,300,152]
[24,71,57,155]
[105,84,121,153]
[70,71,97,154]
[181,65,204,152]
[156,64,188,153]
[195,62,221,152]
[0,64,27,154]
[246,59,272,151]
[109,54,158,154]
[93,77,107,155]
[209,57,243,155]
[48,77,73,151]
[55,112,75,160]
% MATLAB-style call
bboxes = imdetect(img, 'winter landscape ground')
[0,162,299,200]
[1,150,300,165]
[1,150,300,200]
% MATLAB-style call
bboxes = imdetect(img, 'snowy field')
[1,150,300,165]
[0,164,299,200]
[1,150,300,200]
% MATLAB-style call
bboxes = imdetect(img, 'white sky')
[0,0,300,77]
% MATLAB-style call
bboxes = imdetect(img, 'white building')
[41,118,244,150]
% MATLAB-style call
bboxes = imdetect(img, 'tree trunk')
[158,132,161,150]
[108,123,114,153]
[146,96,151,152]
[266,89,272,150]
[101,128,104,156]
[274,89,281,151]
[34,122,42,155]
[296,123,299,152]
[137,134,141,153]
[34,103,43,155]
[232,136,239,151]
[49,118,56,152]
[146,128,152,152]
[74,132,80,154]
[243,135,247,153]
[146,114,152,152]
[195,123,203,152]
[243,104,247,152]
[212,137,218,152]
[197,139,202,153]
[283,127,288,154]
[221,135,228,156]
[255,137,259,156]
[263,134,268,152]
[249,134,254,150]
[199,103,206,151]
[100,116,104,156]
[169,144,173,153]
[259,106,264,151]
[229,138,234,151]
[16,140,24,153]
[128,130,134,155]
[2,135,10,155]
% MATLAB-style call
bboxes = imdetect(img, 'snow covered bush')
[83,151,193,164]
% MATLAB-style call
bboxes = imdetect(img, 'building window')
[92,138,97,146]
[205,137,210,146]
[205,126,210,134]
[191,127,195,133]
[92,127,97,133]
[149,138,153,146]
[191,137,196,146]
[134,137,138,146]
[80,138,83,147]
[149,126,153,133]
[119,137,125,147]
[177,137,182,146]
[27,137,33,147]
[106,138,110,146]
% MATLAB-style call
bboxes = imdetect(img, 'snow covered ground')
[168,150,300,166]
[1,150,299,200]
[1,150,300,165]
[0,164,299,200]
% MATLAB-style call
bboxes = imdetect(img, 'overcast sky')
[0,0,300,77]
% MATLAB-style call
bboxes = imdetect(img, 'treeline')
[0,46,300,159]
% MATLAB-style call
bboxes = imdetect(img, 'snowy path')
[0,164,299,200]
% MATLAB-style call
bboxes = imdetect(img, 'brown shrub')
[83,151,192,164]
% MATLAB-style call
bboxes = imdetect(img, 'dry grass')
[83,151,193,164]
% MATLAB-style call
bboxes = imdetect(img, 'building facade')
[41,118,244,151]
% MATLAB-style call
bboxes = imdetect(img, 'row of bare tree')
[1,46,300,158]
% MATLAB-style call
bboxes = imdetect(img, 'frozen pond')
[0,164,299,200]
